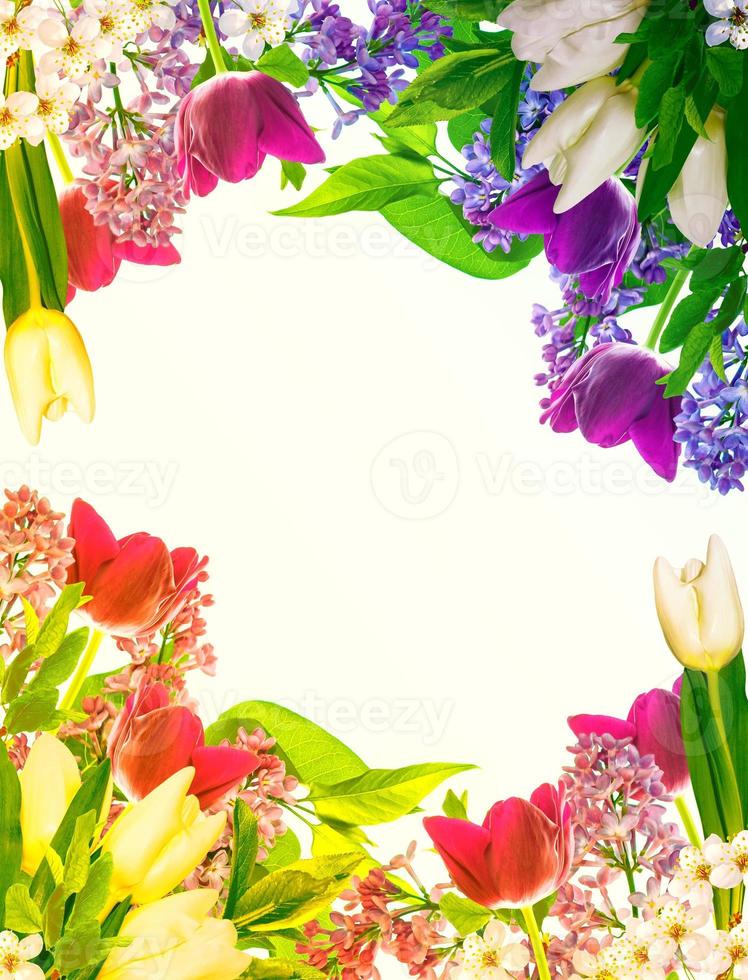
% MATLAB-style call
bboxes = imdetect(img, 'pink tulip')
[108,683,260,808]
[176,72,325,198]
[424,781,573,908]
[568,687,688,793]
[60,185,121,292]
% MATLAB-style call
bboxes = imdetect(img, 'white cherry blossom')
[0,91,43,150]
[219,0,291,60]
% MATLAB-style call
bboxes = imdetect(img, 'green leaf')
[381,188,541,279]
[663,321,715,396]
[387,46,514,126]
[191,46,234,88]
[1,52,68,322]
[29,627,89,692]
[650,86,685,169]
[706,46,744,97]
[21,597,40,645]
[63,810,96,897]
[69,853,114,929]
[442,788,469,819]
[690,246,745,289]
[33,583,87,661]
[4,686,59,734]
[262,827,302,873]
[280,160,307,192]
[205,701,367,785]
[439,893,491,934]
[710,331,728,382]
[489,58,525,181]
[273,155,436,217]
[2,644,40,703]
[4,883,43,933]
[726,89,748,233]
[309,762,474,826]
[684,94,709,138]
[224,800,259,919]
[244,957,327,979]
[635,55,680,128]
[0,745,23,925]
[257,44,309,87]
[423,0,509,18]
[447,109,486,153]
[659,288,719,353]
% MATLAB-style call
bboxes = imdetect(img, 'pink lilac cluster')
[0,486,76,661]
[184,726,301,896]
[298,844,456,980]
[547,732,684,978]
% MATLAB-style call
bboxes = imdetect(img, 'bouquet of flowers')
[1,0,746,496]
[2,483,748,980]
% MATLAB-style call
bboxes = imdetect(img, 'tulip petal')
[112,704,203,801]
[423,816,497,907]
[628,387,681,481]
[568,713,636,740]
[488,170,559,235]
[485,797,560,907]
[190,745,261,808]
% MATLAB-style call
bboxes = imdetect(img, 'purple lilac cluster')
[450,76,562,254]
[630,226,691,285]
[295,0,451,135]
[548,732,684,978]
[675,319,748,494]
[532,269,641,408]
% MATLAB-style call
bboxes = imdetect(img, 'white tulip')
[522,76,646,212]
[653,534,744,673]
[667,108,728,248]
[499,0,648,90]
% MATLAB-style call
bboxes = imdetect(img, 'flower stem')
[47,131,74,184]
[675,794,702,847]
[521,907,551,980]
[705,669,744,837]
[59,627,105,713]
[643,264,691,351]
[5,151,42,309]
[196,0,228,75]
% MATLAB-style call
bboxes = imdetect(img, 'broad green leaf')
[659,288,719,353]
[4,884,43,933]
[280,160,307,192]
[262,827,302,873]
[33,583,87,661]
[2,644,40,703]
[224,800,259,919]
[489,58,525,181]
[726,87,748,232]
[233,863,356,931]
[20,597,40,645]
[635,54,680,128]
[69,853,114,928]
[205,701,367,785]
[29,627,89,692]
[443,788,469,819]
[309,762,474,826]
[423,0,510,18]
[690,246,745,289]
[274,155,436,217]
[0,745,23,924]
[381,189,541,279]
[244,957,326,979]
[447,109,487,153]
[257,44,309,86]
[706,46,744,97]
[63,810,96,897]
[4,686,59,734]
[663,321,715,396]
[439,893,491,934]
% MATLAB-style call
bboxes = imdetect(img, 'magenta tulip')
[541,343,681,481]
[176,72,325,198]
[424,781,573,909]
[569,687,688,793]
[108,683,260,809]
[489,171,640,304]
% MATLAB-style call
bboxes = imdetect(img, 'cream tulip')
[499,0,648,91]
[98,890,247,980]
[522,75,646,212]
[4,307,95,445]
[667,109,728,248]
[101,767,226,912]
[19,734,81,875]
[653,535,744,672]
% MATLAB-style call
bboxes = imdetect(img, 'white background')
[5,113,744,965]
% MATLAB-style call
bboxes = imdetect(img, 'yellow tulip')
[4,307,95,445]
[101,768,226,912]
[19,734,81,875]
[653,534,744,672]
[98,890,247,980]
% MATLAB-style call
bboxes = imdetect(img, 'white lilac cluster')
[0,0,177,149]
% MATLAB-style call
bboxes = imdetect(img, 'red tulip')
[424,781,573,909]
[67,498,208,636]
[108,683,260,808]
[568,686,688,793]
[60,185,121,292]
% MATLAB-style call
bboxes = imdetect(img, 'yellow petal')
[19,735,81,875]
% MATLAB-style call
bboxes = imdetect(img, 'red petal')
[112,704,203,801]
[423,816,498,907]
[68,498,121,593]
[190,746,260,809]
[486,797,560,907]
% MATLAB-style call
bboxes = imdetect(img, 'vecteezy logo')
[370,431,460,519]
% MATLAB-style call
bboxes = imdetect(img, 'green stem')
[675,794,702,847]
[196,0,227,75]
[59,628,105,712]
[521,907,550,980]
[705,670,744,837]
[644,265,690,350]
[47,131,74,184]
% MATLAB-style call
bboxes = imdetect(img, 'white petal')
[7,90,39,115]
[242,30,265,59]
[709,863,743,889]
[37,17,67,45]
[17,935,43,959]
[218,9,247,34]
[502,943,531,971]
[705,19,731,43]
[484,921,507,948]
[667,109,727,247]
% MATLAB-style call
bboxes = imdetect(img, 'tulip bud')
[101,767,227,911]
[4,307,95,444]
[667,109,728,248]
[98,890,248,980]
[19,734,81,875]
[522,76,646,212]
[654,534,744,672]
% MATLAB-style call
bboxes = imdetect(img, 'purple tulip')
[176,72,325,198]
[569,688,688,794]
[541,343,681,481]
[488,170,640,303]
